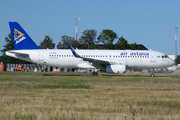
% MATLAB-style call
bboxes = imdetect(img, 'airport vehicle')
[16,65,25,71]
[6,22,175,76]
[41,68,47,72]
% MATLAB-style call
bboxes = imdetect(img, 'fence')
[4,63,174,73]
[4,63,93,73]
[5,64,72,72]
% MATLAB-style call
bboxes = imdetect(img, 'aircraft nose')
[171,59,175,66]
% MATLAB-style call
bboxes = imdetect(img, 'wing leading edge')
[68,45,126,67]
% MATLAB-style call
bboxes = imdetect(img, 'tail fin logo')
[14,28,24,40]
[14,28,26,44]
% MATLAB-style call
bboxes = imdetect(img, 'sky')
[0,0,180,56]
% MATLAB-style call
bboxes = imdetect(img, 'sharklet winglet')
[69,45,80,57]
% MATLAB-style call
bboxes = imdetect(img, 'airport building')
[168,55,180,61]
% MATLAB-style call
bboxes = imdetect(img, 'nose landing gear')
[150,73,155,77]
[150,68,155,77]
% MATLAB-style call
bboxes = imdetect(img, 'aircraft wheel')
[92,72,98,76]
[150,74,155,77]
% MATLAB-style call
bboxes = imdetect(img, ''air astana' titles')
[120,52,149,56]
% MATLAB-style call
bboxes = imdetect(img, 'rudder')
[9,22,41,50]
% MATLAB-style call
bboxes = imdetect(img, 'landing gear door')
[151,52,156,62]
[38,51,44,61]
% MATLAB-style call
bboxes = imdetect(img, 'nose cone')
[170,59,175,66]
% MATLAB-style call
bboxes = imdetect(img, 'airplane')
[6,22,175,77]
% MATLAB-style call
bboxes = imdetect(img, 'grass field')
[0,71,180,120]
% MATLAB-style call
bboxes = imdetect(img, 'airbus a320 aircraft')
[6,22,175,76]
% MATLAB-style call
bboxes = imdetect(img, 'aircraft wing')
[69,45,124,67]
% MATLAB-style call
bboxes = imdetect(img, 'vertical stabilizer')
[9,22,41,50]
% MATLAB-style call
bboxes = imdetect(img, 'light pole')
[71,17,82,40]
[175,27,178,59]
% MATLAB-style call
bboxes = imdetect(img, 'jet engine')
[105,64,126,74]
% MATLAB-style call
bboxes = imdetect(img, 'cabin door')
[38,51,44,61]
[151,52,156,62]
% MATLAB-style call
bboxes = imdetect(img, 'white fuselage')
[6,49,175,70]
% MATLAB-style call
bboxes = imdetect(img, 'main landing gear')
[92,72,98,76]
[92,69,98,76]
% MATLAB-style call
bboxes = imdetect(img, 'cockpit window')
[162,55,169,58]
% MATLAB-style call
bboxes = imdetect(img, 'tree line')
[0,29,138,63]
[40,29,138,50]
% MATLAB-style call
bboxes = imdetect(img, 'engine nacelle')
[106,64,126,74]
